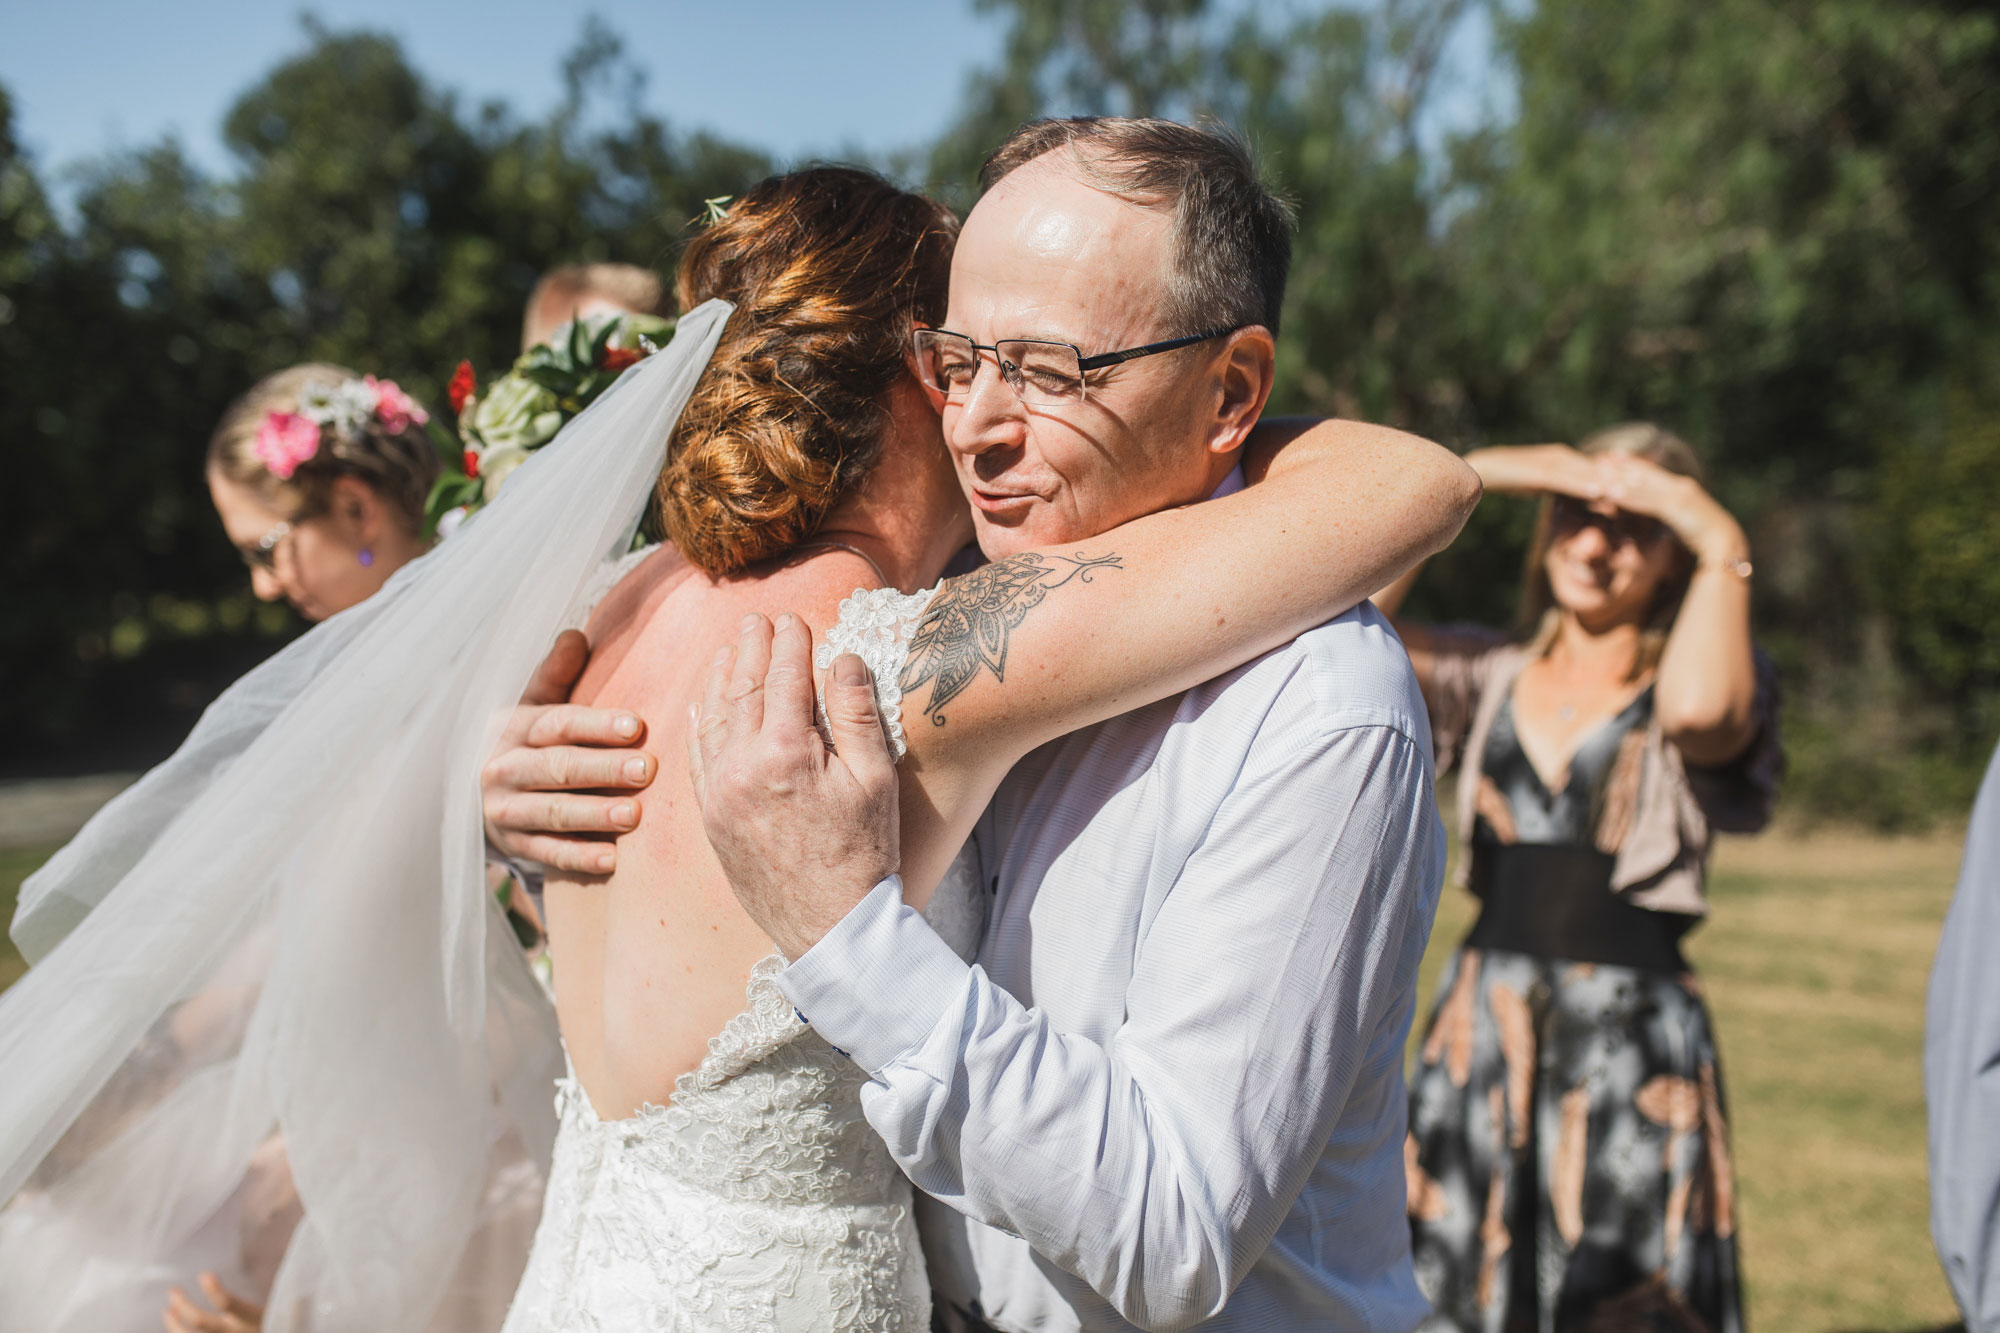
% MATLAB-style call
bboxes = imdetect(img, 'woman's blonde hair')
[207,363,437,535]
[1517,421,1706,676]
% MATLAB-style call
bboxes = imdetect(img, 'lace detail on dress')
[501,957,929,1332]
[813,585,939,762]
[502,580,980,1331]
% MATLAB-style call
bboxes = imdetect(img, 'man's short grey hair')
[980,117,1296,338]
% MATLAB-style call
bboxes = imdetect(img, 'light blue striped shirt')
[782,602,1445,1332]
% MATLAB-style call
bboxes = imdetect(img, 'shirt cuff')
[777,875,971,1075]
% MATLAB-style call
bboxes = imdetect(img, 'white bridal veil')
[0,300,732,1332]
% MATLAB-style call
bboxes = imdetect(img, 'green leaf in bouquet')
[425,417,462,466]
[423,472,483,541]
[518,362,575,395]
[587,317,619,367]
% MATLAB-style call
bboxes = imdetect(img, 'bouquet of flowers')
[426,310,674,538]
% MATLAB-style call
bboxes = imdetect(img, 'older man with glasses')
[664,117,1456,1333]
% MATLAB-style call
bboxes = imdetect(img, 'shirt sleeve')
[1927,740,2000,1331]
[779,723,1443,1330]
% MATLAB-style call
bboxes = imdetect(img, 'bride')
[0,165,1471,1332]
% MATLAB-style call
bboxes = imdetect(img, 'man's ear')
[1208,326,1276,457]
[907,320,949,414]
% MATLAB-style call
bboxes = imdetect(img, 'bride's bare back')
[548,544,882,1120]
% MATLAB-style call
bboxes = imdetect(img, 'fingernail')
[834,655,868,687]
[613,714,639,739]
[775,612,795,631]
[741,613,760,631]
[595,850,616,873]
[611,802,637,827]
[624,757,650,782]
[714,645,731,666]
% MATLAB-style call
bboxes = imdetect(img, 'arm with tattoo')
[899,552,1123,727]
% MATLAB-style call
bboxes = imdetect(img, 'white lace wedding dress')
[500,585,976,1333]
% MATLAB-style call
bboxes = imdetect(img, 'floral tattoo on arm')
[897,551,1124,726]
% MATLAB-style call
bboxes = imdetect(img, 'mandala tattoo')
[898,550,1124,726]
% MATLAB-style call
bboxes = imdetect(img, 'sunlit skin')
[207,469,426,621]
[932,150,1275,557]
[1383,442,1760,778]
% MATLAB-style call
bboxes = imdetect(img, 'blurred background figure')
[1381,424,1781,1331]
[519,262,668,354]
[206,364,438,622]
[1927,736,2000,1332]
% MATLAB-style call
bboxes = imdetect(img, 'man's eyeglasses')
[1548,496,1666,549]
[913,326,1239,407]
[239,520,293,572]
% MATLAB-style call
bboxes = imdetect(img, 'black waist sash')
[1465,842,1693,973]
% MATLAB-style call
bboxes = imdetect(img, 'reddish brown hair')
[657,167,958,576]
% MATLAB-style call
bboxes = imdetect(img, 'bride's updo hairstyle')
[660,166,958,575]
[208,363,438,536]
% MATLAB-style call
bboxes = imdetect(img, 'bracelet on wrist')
[1699,554,1753,580]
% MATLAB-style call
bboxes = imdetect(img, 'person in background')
[519,262,668,353]
[1927,736,2000,1332]
[1381,424,1782,1332]
[205,364,437,623]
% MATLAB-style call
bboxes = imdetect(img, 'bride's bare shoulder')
[584,545,884,682]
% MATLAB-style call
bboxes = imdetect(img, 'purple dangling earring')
[359,547,375,568]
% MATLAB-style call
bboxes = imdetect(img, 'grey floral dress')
[1407,683,1747,1333]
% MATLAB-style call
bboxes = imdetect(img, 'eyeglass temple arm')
[1075,327,1238,371]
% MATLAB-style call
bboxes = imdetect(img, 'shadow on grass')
[1831,1324,1964,1333]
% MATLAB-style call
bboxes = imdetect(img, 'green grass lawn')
[1,829,1972,1330]
[1412,828,1968,1332]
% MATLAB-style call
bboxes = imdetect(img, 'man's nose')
[250,567,284,602]
[950,355,1025,453]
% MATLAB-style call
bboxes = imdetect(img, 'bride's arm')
[893,419,1476,854]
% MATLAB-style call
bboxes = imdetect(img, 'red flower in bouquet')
[463,448,482,480]
[448,360,477,415]
[600,346,642,373]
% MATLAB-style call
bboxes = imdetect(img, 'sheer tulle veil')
[0,300,732,1331]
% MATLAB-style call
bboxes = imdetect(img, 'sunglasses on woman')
[1548,495,1667,549]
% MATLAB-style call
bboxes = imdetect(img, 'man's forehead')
[951,154,1172,341]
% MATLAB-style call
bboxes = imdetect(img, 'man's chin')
[973,511,1052,560]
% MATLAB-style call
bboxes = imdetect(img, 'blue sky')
[1,1,1504,189]
[1,1,1010,180]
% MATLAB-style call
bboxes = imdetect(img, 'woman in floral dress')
[1380,423,1782,1332]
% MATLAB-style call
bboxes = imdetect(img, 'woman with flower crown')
[205,365,439,623]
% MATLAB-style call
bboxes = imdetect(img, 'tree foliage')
[4,3,1998,821]
[0,26,769,770]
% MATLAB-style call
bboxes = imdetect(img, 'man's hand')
[483,629,657,876]
[686,613,899,960]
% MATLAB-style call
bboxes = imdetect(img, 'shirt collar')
[1206,463,1246,502]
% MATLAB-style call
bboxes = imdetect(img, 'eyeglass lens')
[916,331,1086,406]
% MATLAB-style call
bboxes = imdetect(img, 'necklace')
[795,540,890,588]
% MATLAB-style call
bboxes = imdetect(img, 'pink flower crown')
[253,374,429,480]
